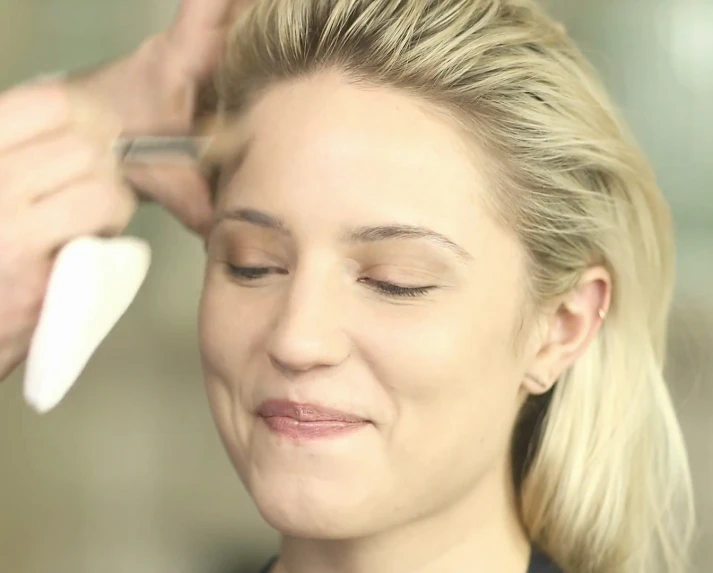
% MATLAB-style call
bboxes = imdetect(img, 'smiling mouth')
[257,399,371,440]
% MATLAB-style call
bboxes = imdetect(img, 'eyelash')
[225,265,436,298]
[226,265,281,280]
[358,278,435,298]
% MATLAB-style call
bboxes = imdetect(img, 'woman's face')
[199,72,532,538]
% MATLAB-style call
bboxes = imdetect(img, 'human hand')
[73,0,254,236]
[0,0,254,383]
[0,83,136,382]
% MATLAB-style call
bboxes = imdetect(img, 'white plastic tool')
[23,236,151,413]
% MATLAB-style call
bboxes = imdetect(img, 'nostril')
[269,354,298,376]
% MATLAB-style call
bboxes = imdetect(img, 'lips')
[257,399,368,423]
[257,399,370,440]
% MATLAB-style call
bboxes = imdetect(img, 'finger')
[199,113,252,164]
[0,130,116,205]
[20,175,137,253]
[172,0,250,41]
[0,342,30,383]
[0,82,71,153]
[168,0,254,77]
[124,163,214,236]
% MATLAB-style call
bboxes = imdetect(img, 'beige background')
[1,1,711,572]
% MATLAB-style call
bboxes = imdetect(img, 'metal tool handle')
[114,136,211,163]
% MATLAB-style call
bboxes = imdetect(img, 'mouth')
[257,399,371,440]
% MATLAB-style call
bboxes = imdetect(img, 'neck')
[272,458,530,573]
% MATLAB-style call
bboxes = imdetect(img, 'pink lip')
[257,400,370,440]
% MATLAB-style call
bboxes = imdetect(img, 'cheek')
[360,286,524,466]
[339,290,524,524]
[198,269,268,376]
[199,285,235,384]
[366,293,519,404]
[198,270,274,470]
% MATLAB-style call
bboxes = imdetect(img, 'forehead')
[218,73,501,251]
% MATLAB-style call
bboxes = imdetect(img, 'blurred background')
[0,0,711,572]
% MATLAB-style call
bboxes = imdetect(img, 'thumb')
[167,0,254,79]
[124,164,214,237]
[170,0,253,46]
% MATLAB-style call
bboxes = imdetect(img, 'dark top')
[258,547,562,572]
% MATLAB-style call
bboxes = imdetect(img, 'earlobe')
[523,266,611,395]
[523,372,554,395]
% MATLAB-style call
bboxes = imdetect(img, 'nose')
[266,271,351,376]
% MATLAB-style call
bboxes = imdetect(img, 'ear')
[522,266,612,395]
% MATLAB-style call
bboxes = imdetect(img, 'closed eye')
[225,264,287,280]
[224,265,437,298]
[358,278,437,298]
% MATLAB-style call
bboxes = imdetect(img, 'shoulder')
[259,550,561,572]
[529,547,563,573]
[258,556,278,573]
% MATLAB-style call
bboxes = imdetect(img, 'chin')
[246,473,381,539]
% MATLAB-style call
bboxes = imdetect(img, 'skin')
[200,72,610,573]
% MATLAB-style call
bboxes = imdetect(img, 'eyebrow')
[214,208,473,262]
[216,207,290,234]
[344,224,473,261]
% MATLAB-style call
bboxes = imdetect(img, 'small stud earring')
[598,308,606,320]
[524,373,548,390]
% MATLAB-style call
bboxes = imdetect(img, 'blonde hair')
[214,1,696,571]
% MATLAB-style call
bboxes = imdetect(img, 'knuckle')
[71,136,104,171]
[0,81,65,118]
[46,84,73,124]
[115,186,138,225]
[86,179,136,231]
[182,201,204,231]
[24,82,73,126]
[87,179,117,215]
[0,132,101,195]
